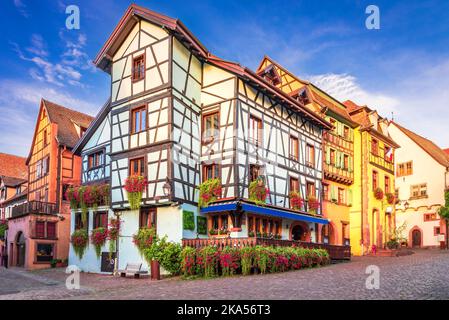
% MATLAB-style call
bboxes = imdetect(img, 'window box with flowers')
[197,178,222,208]
[307,196,320,215]
[249,177,269,206]
[374,187,384,200]
[91,227,108,259]
[124,175,148,210]
[386,192,395,205]
[289,191,303,211]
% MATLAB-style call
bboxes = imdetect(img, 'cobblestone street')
[1,250,448,300]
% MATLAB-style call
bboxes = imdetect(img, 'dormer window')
[257,64,281,86]
[132,54,145,82]
[80,126,87,137]
[291,88,310,105]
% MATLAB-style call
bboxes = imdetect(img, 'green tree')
[438,190,449,249]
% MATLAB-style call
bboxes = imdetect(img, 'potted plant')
[124,175,148,210]
[91,227,108,259]
[50,259,58,268]
[249,177,269,206]
[386,192,395,205]
[209,228,218,236]
[307,196,320,214]
[197,178,222,208]
[71,229,89,259]
[289,191,303,211]
[374,187,384,200]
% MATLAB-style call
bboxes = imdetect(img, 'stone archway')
[290,222,310,242]
[409,226,423,248]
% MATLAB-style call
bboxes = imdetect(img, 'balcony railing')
[323,131,353,149]
[11,201,58,218]
[369,152,394,173]
[182,237,351,260]
[323,163,353,184]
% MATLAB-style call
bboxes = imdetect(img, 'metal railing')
[11,201,58,218]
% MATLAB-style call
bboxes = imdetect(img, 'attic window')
[80,127,87,137]
[132,55,145,82]
[257,64,281,86]
[291,88,310,105]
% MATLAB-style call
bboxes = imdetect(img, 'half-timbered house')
[70,4,350,273]
[7,99,93,269]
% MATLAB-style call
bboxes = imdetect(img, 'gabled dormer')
[256,64,281,86]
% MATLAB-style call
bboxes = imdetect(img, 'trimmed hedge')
[180,245,330,278]
[183,211,195,231]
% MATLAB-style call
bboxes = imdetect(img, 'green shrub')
[240,247,254,275]
[183,211,195,231]
[199,246,218,278]
[197,216,207,235]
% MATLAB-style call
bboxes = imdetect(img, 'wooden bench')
[118,263,148,278]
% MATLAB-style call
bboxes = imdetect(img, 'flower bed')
[180,245,330,278]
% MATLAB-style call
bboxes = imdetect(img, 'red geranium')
[124,175,147,193]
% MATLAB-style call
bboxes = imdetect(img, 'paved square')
[1,249,448,300]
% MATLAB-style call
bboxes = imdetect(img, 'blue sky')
[1,0,449,156]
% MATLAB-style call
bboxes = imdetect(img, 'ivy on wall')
[197,216,207,235]
[183,211,195,231]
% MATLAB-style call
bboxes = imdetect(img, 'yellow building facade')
[345,100,399,255]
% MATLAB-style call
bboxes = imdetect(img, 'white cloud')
[13,0,30,18]
[308,73,400,117]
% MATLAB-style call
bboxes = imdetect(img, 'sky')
[1,0,449,156]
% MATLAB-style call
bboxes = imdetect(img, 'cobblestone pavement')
[1,250,449,300]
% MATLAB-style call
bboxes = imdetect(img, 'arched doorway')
[321,224,337,244]
[290,222,310,241]
[412,229,422,248]
[15,232,25,267]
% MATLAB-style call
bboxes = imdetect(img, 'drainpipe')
[360,131,365,255]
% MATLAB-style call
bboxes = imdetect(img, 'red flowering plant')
[289,191,303,211]
[91,227,108,259]
[374,187,384,200]
[108,217,121,259]
[386,192,395,205]
[249,177,269,206]
[65,186,79,209]
[219,247,240,276]
[132,227,155,256]
[307,196,320,214]
[180,246,197,277]
[199,246,218,278]
[71,229,89,259]
[197,178,222,208]
[98,184,110,206]
[124,175,147,210]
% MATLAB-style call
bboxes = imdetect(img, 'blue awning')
[200,201,329,225]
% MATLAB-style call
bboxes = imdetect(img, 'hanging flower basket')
[98,184,110,206]
[386,192,395,205]
[71,229,89,259]
[65,186,79,209]
[133,227,156,256]
[197,178,222,208]
[124,175,147,210]
[108,217,121,259]
[249,178,269,206]
[374,187,384,200]
[91,227,108,259]
[289,191,303,211]
[307,196,320,214]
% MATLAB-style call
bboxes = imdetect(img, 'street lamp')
[162,177,171,197]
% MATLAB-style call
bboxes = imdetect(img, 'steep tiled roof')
[1,176,27,187]
[0,153,27,179]
[43,99,94,149]
[444,148,449,156]
[392,121,449,167]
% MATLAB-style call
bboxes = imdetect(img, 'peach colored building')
[6,99,93,269]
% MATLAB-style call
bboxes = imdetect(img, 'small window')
[129,157,145,176]
[203,163,220,182]
[330,149,336,165]
[406,162,413,175]
[132,55,145,81]
[306,182,315,198]
[371,139,378,155]
[131,106,147,134]
[434,227,441,236]
[249,164,263,183]
[249,115,262,147]
[35,221,45,238]
[343,126,349,139]
[202,112,219,144]
[36,160,42,178]
[290,177,299,193]
[385,176,390,193]
[372,171,378,190]
[47,222,56,239]
[322,184,329,201]
[343,154,349,170]
[139,208,156,229]
[93,212,108,229]
[42,156,49,176]
[411,184,427,198]
[306,144,315,167]
[290,136,299,161]
[338,188,345,205]
[36,243,54,262]
[88,151,104,169]
[397,163,405,177]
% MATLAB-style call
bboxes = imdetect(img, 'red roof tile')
[0,153,27,179]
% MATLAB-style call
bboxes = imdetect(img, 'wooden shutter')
[348,189,353,206]
[47,222,56,239]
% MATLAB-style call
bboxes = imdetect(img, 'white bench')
[118,263,148,278]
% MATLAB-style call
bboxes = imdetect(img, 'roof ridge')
[42,99,94,119]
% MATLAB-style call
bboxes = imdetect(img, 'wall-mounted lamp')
[163,177,171,197]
